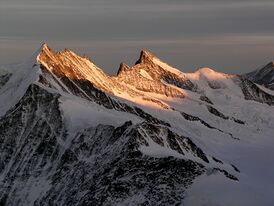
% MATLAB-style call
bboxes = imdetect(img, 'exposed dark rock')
[0,73,11,89]
[213,168,239,181]
[207,105,229,120]
[232,117,245,125]
[0,84,209,205]
[0,83,237,205]
[166,130,185,155]
[135,50,154,65]
[207,105,245,125]
[245,62,274,90]
[184,138,209,163]
[212,157,223,164]
[180,111,239,140]
[117,63,131,76]
[231,164,240,173]
[238,76,274,105]
[200,95,214,105]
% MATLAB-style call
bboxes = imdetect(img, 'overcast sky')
[1,0,274,74]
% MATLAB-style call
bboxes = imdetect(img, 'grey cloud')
[0,0,273,74]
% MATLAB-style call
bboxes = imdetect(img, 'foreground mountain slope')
[0,84,207,205]
[0,84,233,205]
[0,44,274,205]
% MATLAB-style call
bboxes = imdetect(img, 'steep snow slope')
[0,44,274,205]
[0,48,41,117]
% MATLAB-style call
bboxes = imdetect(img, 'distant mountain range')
[0,44,273,206]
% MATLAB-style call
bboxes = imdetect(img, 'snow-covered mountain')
[245,62,274,90]
[0,44,274,206]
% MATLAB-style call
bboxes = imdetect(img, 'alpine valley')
[0,44,274,206]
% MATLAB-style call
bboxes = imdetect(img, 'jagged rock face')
[39,65,169,126]
[34,122,207,206]
[117,63,130,75]
[179,110,237,139]
[37,44,115,93]
[245,62,274,90]
[199,95,213,104]
[37,45,173,110]
[0,73,11,89]
[206,105,245,125]
[0,84,65,205]
[0,81,238,205]
[114,63,186,98]
[113,50,197,98]
[0,84,64,173]
[37,44,144,100]
[0,84,217,205]
[237,76,274,105]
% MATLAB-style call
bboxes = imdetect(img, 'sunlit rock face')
[113,50,197,98]
[37,44,274,107]
[37,43,113,92]
[37,44,173,110]
[0,44,274,205]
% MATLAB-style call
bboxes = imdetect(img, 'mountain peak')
[117,63,130,75]
[40,43,75,57]
[135,50,155,65]
[38,43,57,60]
[256,61,274,73]
[36,44,114,90]
[41,42,49,48]
[196,67,221,75]
[266,61,274,67]
[40,43,51,52]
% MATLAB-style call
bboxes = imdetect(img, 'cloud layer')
[1,0,274,74]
